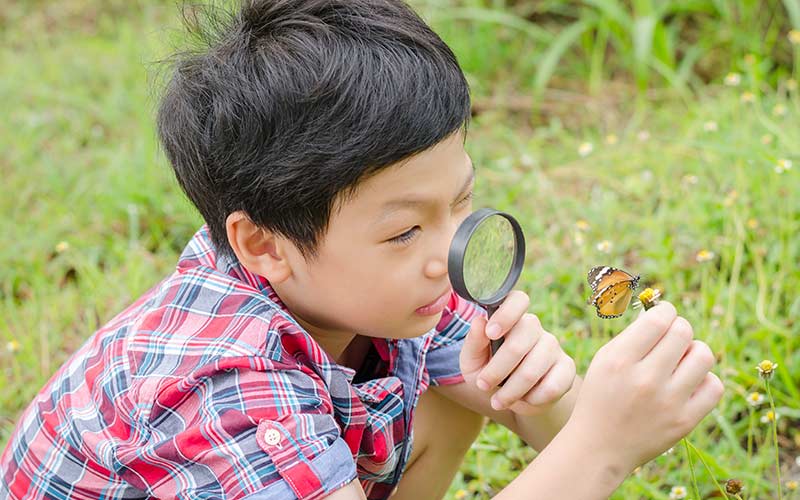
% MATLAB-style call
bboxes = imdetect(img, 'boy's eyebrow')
[374,163,476,226]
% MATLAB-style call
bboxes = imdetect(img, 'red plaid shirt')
[1,225,486,499]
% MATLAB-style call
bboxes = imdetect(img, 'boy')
[0,1,723,499]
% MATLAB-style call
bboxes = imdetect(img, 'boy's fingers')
[478,314,541,388]
[485,291,531,340]
[460,315,490,376]
[612,301,678,360]
[645,316,694,373]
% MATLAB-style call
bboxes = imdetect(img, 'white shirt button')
[263,428,282,446]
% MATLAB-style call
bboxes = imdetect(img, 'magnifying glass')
[448,208,526,359]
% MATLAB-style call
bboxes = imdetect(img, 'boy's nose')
[424,218,462,279]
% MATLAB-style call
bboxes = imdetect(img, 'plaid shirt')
[1,225,486,499]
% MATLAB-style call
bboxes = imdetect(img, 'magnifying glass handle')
[485,303,510,386]
[484,303,502,353]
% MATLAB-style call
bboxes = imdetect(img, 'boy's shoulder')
[82,225,334,398]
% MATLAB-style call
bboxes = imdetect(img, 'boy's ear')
[225,211,292,284]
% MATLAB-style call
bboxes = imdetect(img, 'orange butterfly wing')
[593,281,636,318]
[586,266,640,318]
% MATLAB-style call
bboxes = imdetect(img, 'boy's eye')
[459,191,474,206]
[390,226,420,245]
[388,191,473,246]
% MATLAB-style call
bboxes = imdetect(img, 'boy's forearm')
[512,375,583,451]
[493,416,628,500]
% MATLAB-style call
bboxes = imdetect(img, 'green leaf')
[534,20,593,92]
[783,0,800,29]
[425,7,552,43]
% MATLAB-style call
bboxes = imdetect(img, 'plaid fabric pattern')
[0,225,486,499]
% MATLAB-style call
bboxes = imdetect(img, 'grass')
[1,1,798,499]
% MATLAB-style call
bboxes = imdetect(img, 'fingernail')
[477,379,489,391]
[491,397,503,410]
[486,324,501,339]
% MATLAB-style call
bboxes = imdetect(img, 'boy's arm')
[432,373,582,452]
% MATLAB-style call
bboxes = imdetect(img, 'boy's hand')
[460,290,577,416]
[565,301,723,472]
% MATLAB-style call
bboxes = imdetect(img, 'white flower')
[775,159,793,174]
[578,142,594,157]
[703,121,718,132]
[637,130,650,142]
[724,73,742,86]
[760,410,780,424]
[596,240,612,253]
[746,392,765,407]
[6,340,19,354]
[772,104,787,117]
[696,249,715,263]
[681,174,698,186]
[605,134,618,145]
[669,485,688,499]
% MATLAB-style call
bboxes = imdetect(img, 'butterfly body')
[586,266,640,319]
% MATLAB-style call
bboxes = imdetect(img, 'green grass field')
[1,1,798,498]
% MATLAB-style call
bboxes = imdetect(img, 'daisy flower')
[6,340,20,354]
[756,359,778,379]
[596,240,612,253]
[775,159,792,174]
[789,29,800,45]
[740,91,755,103]
[605,134,618,145]
[669,485,687,499]
[578,142,594,157]
[760,409,780,424]
[703,121,718,132]
[695,249,715,263]
[746,391,765,407]
[725,73,742,86]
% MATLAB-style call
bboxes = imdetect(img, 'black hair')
[156,0,471,262]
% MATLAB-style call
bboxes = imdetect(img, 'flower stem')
[765,380,783,500]
[746,406,754,462]
[683,438,702,500]
[685,440,729,499]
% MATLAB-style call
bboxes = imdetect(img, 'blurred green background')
[1,1,798,498]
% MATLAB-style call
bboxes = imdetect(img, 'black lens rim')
[447,207,526,309]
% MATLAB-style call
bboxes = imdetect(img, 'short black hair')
[155,0,471,263]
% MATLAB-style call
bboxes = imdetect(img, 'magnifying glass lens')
[463,216,516,302]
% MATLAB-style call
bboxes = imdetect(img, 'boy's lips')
[416,287,452,315]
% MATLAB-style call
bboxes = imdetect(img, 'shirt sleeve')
[115,358,357,499]
[424,291,488,386]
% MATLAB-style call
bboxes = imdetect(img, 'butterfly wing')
[593,281,636,318]
[586,267,638,304]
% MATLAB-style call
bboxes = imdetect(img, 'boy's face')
[266,129,475,352]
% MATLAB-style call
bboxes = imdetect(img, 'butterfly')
[586,266,641,319]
